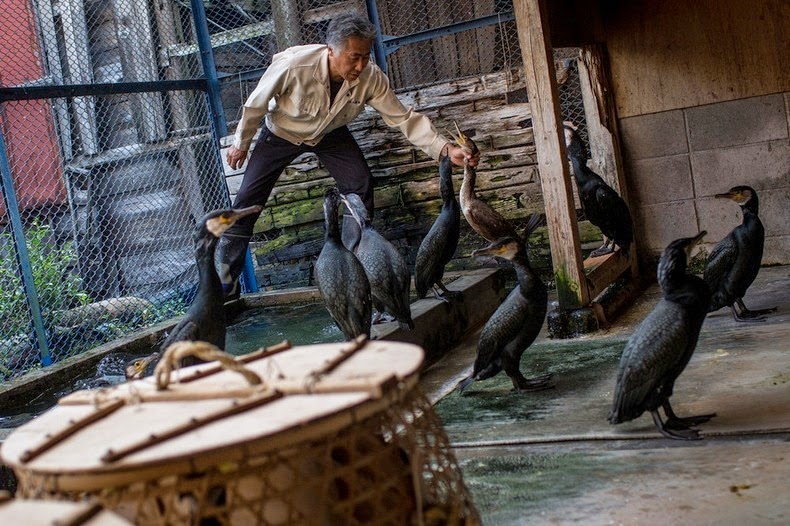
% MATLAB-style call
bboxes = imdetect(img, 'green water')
[225,303,343,355]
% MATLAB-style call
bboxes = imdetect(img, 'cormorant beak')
[471,238,517,259]
[446,121,468,148]
[205,205,263,238]
[224,205,263,225]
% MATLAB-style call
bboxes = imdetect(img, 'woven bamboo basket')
[0,497,132,525]
[1,337,479,525]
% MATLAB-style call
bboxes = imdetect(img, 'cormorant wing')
[703,234,738,288]
[611,302,691,419]
[593,185,630,220]
[474,289,526,374]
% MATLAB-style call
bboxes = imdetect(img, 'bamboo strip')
[20,400,126,463]
[100,390,283,463]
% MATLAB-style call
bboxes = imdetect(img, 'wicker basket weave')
[2,338,479,525]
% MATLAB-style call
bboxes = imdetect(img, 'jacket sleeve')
[365,68,449,160]
[232,51,291,150]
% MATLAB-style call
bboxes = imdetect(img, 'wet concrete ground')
[422,265,790,525]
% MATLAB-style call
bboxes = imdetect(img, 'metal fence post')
[0,131,51,365]
[365,0,388,75]
[190,0,259,293]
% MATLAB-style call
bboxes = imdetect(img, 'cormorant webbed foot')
[662,401,716,428]
[431,283,459,303]
[512,373,554,392]
[731,305,767,322]
[732,299,777,322]
[651,410,703,441]
[590,243,615,258]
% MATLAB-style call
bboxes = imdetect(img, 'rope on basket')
[154,341,263,391]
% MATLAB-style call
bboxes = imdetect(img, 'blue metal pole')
[365,0,388,75]
[190,0,259,293]
[0,129,51,365]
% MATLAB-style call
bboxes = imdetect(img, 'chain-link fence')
[1,0,591,381]
[1,0,230,380]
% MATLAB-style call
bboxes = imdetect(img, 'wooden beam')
[513,0,588,309]
[583,249,630,300]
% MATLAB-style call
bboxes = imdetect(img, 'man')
[219,13,479,299]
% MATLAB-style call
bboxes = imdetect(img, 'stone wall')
[619,92,790,264]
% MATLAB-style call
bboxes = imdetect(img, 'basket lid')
[0,499,131,525]
[0,338,424,491]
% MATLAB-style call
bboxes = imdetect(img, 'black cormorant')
[341,192,414,330]
[315,187,372,340]
[564,125,633,257]
[414,148,460,302]
[609,231,714,440]
[450,123,519,243]
[703,185,776,322]
[159,206,262,359]
[457,215,552,393]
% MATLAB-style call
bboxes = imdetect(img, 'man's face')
[328,37,372,82]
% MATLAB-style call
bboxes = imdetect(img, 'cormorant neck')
[439,164,455,203]
[741,199,759,218]
[460,164,477,200]
[657,250,688,293]
[512,251,536,282]
[325,209,341,241]
[569,154,592,183]
[196,239,221,291]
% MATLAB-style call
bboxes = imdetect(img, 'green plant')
[0,220,90,343]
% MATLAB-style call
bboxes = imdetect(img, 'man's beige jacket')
[232,44,448,159]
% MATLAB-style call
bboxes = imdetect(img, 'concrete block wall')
[619,92,790,264]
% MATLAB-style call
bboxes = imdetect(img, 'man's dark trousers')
[217,125,374,297]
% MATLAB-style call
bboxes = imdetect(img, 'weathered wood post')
[512,0,589,311]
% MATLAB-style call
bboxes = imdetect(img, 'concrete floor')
[422,265,790,525]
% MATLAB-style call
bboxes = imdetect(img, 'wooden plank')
[583,249,631,300]
[303,1,362,24]
[513,0,588,309]
[604,0,789,117]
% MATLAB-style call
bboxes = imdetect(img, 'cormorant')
[457,214,552,393]
[450,123,520,243]
[609,231,714,440]
[703,185,776,322]
[414,148,460,302]
[341,192,414,330]
[563,125,633,257]
[159,206,262,359]
[314,187,372,340]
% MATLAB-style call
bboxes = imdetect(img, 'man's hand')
[448,144,480,168]
[227,146,248,170]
